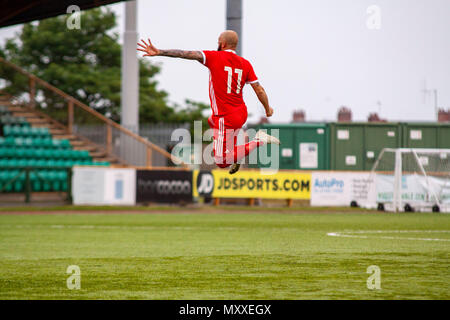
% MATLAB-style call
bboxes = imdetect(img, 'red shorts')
[208,107,248,163]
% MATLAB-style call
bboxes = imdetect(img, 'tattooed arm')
[158,49,203,62]
[137,38,203,63]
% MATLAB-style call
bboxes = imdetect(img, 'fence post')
[25,168,31,203]
[67,100,74,134]
[67,167,72,203]
[29,78,36,109]
[107,124,112,155]
[146,146,152,167]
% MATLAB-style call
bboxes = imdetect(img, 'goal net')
[365,148,450,213]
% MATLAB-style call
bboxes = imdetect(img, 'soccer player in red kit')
[137,30,280,174]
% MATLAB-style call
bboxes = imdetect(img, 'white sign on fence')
[311,172,375,206]
[72,167,136,205]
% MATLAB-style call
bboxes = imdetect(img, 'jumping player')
[137,30,280,174]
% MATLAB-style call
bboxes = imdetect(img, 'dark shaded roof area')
[0,0,128,28]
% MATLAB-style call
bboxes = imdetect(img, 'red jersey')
[201,49,258,117]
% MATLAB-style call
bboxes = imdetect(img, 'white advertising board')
[376,174,450,205]
[72,167,136,205]
[311,172,375,206]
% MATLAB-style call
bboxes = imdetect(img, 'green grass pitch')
[0,208,449,299]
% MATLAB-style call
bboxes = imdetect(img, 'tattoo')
[158,49,203,62]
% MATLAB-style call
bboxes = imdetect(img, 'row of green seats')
[0,169,68,192]
[0,137,71,148]
[3,125,49,137]
[0,147,91,159]
[0,159,109,168]
[0,158,103,168]
[0,115,28,125]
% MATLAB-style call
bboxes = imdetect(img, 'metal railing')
[0,57,187,168]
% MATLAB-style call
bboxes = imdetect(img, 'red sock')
[232,140,264,163]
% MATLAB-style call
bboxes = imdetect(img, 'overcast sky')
[1,0,449,123]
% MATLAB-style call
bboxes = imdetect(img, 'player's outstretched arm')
[251,82,274,117]
[137,38,203,63]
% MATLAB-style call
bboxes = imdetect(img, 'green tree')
[0,7,207,125]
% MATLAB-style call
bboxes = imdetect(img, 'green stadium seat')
[33,148,44,159]
[29,127,39,137]
[14,137,23,146]
[2,124,12,136]
[32,137,42,148]
[20,126,31,137]
[70,150,80,159]
[1,171,13,192]
[23,148,34,158]
[0,171,7,191]
[58,170,68,191]
[60,139,71,148]
[51,139,61,148]
[38,127,50,138]
[78,150,90,159]
[17,159,27,167]
[41,149,51,159]
[40,171,51,191]
[5,147,14,158]
[36,159,46,167]
[63,160,74,167]
[45,159,55,168]
[42,138,53,148]
[12,125,22,136]
[30,171,41,192]
[15,148,26,158]
[26,159,37,167]
[5,137,14,146]
[0,137,5,146]
[58,149,72,159]
[22,137,33,147]
[6,159,16,167]
[50,149,62,159]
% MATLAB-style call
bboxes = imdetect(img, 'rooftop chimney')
[292,110,305,122]
[337,106,352,122]
[438,109,450,123]
[367,112,387,122]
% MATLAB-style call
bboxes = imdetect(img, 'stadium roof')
[0,0,129,28]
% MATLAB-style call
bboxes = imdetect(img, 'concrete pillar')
[226,0,242,55]
[121,0,139,133]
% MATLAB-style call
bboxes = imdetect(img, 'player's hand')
[137,38,160,57]
[265,107,274,117]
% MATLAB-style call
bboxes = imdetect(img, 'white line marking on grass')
[327,230,450,242]
[0,224,240,231]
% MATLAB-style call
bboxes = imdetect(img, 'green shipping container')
[249,123,330,170]
[330,123,402,171]
[402,123,450,149]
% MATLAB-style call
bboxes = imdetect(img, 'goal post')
[365,148,450,213]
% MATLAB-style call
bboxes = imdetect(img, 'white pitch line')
[0,224,239,231]
[327,230,450,242]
